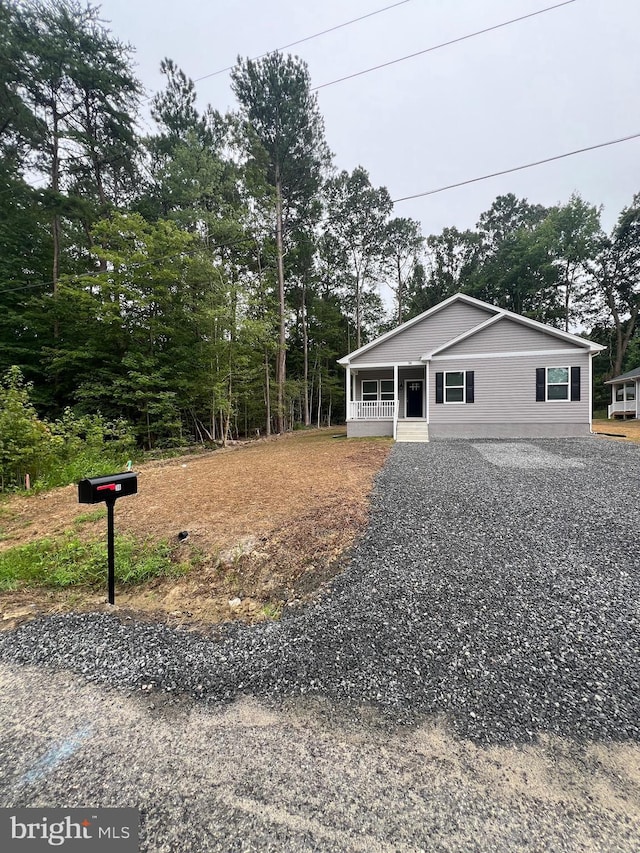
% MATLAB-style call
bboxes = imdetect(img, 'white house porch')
[345,364,428,439]
[605,371,640,420]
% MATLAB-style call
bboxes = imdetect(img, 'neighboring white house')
[605,367,640,419]
[338,293,606,441]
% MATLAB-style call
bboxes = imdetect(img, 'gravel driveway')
[1,437,640,851]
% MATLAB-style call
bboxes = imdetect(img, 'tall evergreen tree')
[231,52,330,432]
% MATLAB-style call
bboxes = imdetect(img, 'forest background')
[1,0,639,488]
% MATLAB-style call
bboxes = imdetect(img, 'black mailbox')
[78,472,137,504]
[77,471,138,606]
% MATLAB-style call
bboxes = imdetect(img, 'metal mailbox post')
[78,472,138,605]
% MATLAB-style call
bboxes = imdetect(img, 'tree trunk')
[564,260,571,332]
[355,275,362,350]
[51,105,61,340]
[302,277,310,426]
[264,349,271,438]
[397,256,403,325]
[274,167,287,433]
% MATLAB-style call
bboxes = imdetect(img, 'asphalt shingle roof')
[605,365,640,383]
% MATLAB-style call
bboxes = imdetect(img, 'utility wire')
[391,131,640,203]
[192,0,412,83]
[313,0,576,90]
[4,129,638,298]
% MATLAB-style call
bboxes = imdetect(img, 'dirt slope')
[0,430,391,630]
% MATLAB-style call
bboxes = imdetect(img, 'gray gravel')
[1,437,640,745]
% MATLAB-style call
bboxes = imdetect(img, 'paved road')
[1,438,640,851]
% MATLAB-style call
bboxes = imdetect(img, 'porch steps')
[395,421,429,443]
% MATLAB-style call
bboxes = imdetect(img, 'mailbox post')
[78,472,138,605]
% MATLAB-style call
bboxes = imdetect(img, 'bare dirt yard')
[592,417,640,443]
[0,429,390,632]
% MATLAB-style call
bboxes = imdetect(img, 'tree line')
[1,0,638,450]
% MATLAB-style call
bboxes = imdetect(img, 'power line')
[4,130,638,298]
[313,0,577,90]
[391,131,640,203]
[191,0,412,84]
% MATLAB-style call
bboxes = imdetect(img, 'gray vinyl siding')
[429,351,591,426]
[349,302,493,366]
[439,317,578,355]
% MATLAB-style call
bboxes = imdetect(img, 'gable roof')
[604,366,640,384]
[337,292,487,365]
[338,293,605,366]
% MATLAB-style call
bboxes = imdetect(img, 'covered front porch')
[606,371,640,420]
[345,365,428,439]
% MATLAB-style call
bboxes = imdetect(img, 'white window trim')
[361,379,379,401]
[546,366,570,402]
[361,379,395,401]
[444,370,466,405]
[380,379,395,401]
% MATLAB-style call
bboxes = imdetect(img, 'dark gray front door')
[406,380,423,418]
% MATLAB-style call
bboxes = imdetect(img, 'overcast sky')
[97,0,639,237]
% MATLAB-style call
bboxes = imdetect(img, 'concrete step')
[396,421,429,443]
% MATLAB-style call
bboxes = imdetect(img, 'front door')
[406,380,423,418]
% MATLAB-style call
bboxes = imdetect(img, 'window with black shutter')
[570,366,580,401]
[536,366,581,401]
[435,370,474,403]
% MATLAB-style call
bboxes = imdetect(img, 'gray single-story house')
[605,366,640,419]
[338,293,606,441]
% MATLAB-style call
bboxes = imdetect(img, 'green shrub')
[0,367,58,489]
[0,367,137,492]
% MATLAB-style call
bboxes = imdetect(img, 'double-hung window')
[546,367,569,401]
[435,370,474,404]
[362,379,395,401]
[445,371,465,403]
[380,380,394,401]
[536,366,580,402]
[361,380,378,402]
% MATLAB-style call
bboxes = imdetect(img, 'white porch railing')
[608,400,637,418]
[349,400,397,420]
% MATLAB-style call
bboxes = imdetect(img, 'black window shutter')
[465,370,475,403]
[435,372,444,404]
[536,368,545,402]
[571,366,581,401]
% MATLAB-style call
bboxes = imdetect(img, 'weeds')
[73,508,108,526]
[259,603,282,620]
[0,533,190,591]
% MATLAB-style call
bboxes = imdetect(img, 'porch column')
[425,361,430,423]
[393,364,398,414]
[346,366,351,420]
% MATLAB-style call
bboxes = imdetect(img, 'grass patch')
[260,603,282,620]
[73,508,108,527]
[0,533,189,592]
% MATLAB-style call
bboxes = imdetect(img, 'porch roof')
[605,366,640,384]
